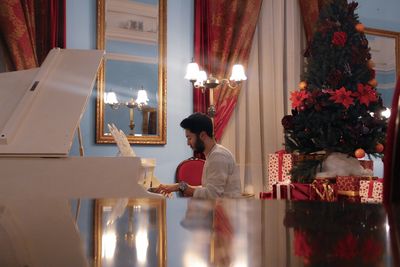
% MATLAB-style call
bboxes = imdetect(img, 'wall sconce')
[104,91,119,109]
[104,87,149,134]
[184,62,247,117]
[126,88,149,132]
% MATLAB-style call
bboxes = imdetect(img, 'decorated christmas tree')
[283,0,387,182]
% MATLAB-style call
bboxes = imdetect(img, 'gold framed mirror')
[94,198,166,267]
[364,27,400,107]
[96,0,167,144]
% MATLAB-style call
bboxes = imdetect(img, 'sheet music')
[108,123,136,157]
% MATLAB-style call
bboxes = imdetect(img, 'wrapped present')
[336,176,375,202]
[359,159,374,171]
[267,151,293,191]
[290,183,315,201]
[272,180,336,202]
[311,178,337,202]
[272,181,292,200]
[360,178,383,203]
[259,192,272,199]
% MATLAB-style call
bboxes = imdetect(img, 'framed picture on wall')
[365,28,400,107]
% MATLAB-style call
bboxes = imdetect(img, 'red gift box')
[291,183,316,201]
[272,180,336,202]
[336,176,370,202]
[272,182,293,200]
[259,192,272,199]
[267,151,293,191]
[360,178,383,203]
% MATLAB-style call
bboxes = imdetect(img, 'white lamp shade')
[229,64,247,81]
[136,89,149,105]
[196,70,207,83]
[184,62,200,81]
[104,91,118,104]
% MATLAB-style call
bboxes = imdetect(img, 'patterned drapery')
[0,0,65,71]
[298,0,320,42]
[0,0,38,70]
[298,0,345,42]
[193,0,210,115]
[193,0,262,141]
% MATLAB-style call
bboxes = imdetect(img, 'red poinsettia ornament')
[353,83,378,106]
[332,31,347,46]
[328,87,354,109]
[290,90,309,109]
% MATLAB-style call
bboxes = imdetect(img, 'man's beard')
[193,135,205,153]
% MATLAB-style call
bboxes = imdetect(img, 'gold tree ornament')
[355,23,365,32]
[367,60,375,69]
[355,148,366,158]
[368,79,378,87]
[298,81,307,90]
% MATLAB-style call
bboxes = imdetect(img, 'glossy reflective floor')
[94,198,400,267]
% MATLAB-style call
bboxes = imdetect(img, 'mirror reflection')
[94,198,166,267]
[96,0,166,144]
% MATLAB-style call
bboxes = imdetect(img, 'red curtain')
[0,0,38,70]
[383,78,400,204]
[193,0,262,141]
[298,0,331,42]
[0,0,65,71]
[193,0,210,114]
[35,0,66,65]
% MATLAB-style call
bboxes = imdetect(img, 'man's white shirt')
[193,144,241,198]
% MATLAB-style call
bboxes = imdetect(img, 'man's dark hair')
[180,112,213,137]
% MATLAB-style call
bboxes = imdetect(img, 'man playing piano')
[155,113,241,198]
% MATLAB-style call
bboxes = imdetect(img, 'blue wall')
[356,0,400,32]
[66,0,193,181]
[66,0,194,259]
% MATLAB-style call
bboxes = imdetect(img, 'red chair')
[175,157,205,186]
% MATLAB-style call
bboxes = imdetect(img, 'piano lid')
[0,48,103,157]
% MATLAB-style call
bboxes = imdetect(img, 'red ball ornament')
[375,143,384,153]
[355,148,365,158]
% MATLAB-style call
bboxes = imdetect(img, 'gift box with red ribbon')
[336,176,362,202]
[267,151,293,191]
[272,179,337,202]
[272,181,293,200]
[359,178,383,203]
[336,176,377,203]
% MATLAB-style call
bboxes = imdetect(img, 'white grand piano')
[0,48,162,267]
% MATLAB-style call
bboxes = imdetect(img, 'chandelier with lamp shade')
[184,61,247,117]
